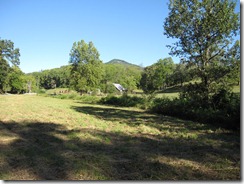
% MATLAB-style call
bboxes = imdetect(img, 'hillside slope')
[106,59,143,70]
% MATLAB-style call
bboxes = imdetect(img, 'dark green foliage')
[140,57,175,94]
[164,0,239,63]
[28,65,71,90]
[211,90,240,127]
[0,59,10,93]
[140,65,158,94]
[180,83,210,108]
[150,93,240,130]
[100,94,145,107]
[163,0,240,104]
[167,63,192,87]
[0,38,21,93]
[160,0,240,130]
[6,66,26,94]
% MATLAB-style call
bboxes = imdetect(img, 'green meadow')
[0,95,240,180]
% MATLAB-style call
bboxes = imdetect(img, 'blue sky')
[0,0,241,73]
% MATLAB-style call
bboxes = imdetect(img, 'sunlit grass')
[0,95,240,180]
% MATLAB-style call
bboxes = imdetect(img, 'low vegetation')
[0,95,240,180]
[98,85,240,130]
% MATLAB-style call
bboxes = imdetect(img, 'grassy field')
[133,85,240,99]
[0,95,240,180]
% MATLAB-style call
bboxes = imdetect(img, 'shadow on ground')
[0,112,240,180]
[71,105,223,132]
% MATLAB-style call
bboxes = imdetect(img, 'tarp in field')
[113,83,126,92]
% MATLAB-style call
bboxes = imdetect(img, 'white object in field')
[113,83,126,92]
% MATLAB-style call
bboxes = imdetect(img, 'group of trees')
[140,57,176,93]
[23,42,143,94]
[0,0,240,99]
[0,36,239,96]
[0,38,145,94]
[0,38,26,94]
[164,0,240,105]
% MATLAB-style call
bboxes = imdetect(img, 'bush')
[151,97,190,118]
[99,94,145,107]
[180,83,210,108]
[150,94,240,130]
[67,93,78,99]
[36,88,46,94]
[76,95,100,103]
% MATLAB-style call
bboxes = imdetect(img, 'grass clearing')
[0,95,240,180]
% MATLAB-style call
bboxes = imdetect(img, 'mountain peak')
[106,59,142,69]
[106,59,130,65]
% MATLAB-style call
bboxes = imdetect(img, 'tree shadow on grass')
[71,104,240,142]
[0,121,69,180]
[0,119,240,180]
[71,105,222,132]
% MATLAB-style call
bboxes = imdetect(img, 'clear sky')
[0,0,241,73]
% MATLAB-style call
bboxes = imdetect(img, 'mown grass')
[0,95,240,180]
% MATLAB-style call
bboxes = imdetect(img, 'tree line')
[0,0,240,98]
[0,38,189,94]
[0,36,239,96]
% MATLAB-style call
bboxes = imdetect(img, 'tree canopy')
[164,0,239,63]
[0,38,20,66]
[164,0,240,101]
[69,40,104,93]
[140,57,175,93]
[0,38,21,93]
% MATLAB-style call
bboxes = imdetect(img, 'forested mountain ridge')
[25,58,143,91]
[27,59,141,75]
[106,59,143,70]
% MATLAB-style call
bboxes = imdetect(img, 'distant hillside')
[106,59,143,69]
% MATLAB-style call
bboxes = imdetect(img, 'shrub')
[77,95,100,103]
[150,95,240,130]
[99,94,145,107]
[151,97,191,118]
[180,83,210,108]
[67,93,78,99]
[36,88,46,94]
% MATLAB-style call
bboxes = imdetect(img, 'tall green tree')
[0,38,20,93]
[0,59,10,93]
[225,40,240,86]
[140,57,175,93]
[169,63,191,87]
[6,66,25,94]
[164,0,239,100]
[0,39,20,66]
[140,64,158,94]
[24,74,38,93]
[29,65,71,90]
[69,40,104,93]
